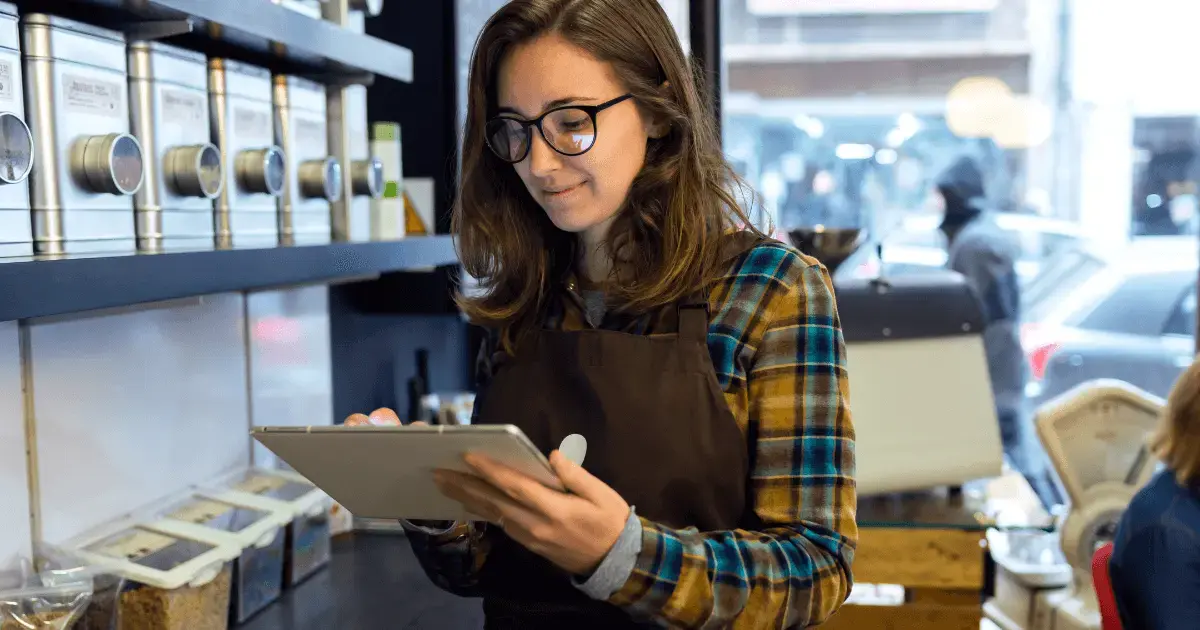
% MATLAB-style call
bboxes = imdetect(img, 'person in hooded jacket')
[934,156,1062,508]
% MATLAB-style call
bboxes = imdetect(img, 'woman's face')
[496,34,653,245]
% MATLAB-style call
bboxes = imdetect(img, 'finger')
[368,408,402,425]
[410,421,429,426]
[549,450,617,503]
[343,413,370,427]
[434,470,532,526]
[463,454,558,511]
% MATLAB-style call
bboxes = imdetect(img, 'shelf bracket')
[124,18,195,42]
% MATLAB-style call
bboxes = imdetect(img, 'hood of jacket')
[936,156,987,238]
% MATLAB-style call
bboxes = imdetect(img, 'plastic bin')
[160,491,291,624]
[220,468,331,586]
[0,559,92,630]
[34,546,126,630]
[64,519,239,630]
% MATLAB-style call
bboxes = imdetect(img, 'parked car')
[836,212,1085,291]
[1022,236,1197,406]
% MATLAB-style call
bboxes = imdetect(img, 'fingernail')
[368,416,390,426]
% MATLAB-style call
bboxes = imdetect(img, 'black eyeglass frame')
[485,93,635,164]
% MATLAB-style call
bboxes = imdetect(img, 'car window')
[1024,249,1107,322]
[1071,272,1193,337]
[1164,287,1197,337]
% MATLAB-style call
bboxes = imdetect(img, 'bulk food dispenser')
[208,58,284,248]
[62,516,240,630]
[159,489,292,624]
[23,14,144,255]
[273,75,340,246]
[0,2,33,259]
[789,227,1005,495]
[325,5,384,241]
[218,468,332,586]
[128,41,223,252]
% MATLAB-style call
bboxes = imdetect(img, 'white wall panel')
[0,321,31,564]
[247,286,333,468]
[29,294,251,544]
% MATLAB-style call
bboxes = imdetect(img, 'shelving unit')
[19,0,413,83]
[0,1,447,323]
[0,236,457,322]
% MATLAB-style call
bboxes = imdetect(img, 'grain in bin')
[159,490,291,624]
[217,468,332,586]
[59,518,239,630]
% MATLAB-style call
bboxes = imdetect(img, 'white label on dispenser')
[234,107,272,137]
[0,61,13,102]
[296,118,325,146]
[169,499,236,524]
[89,528,179,561]
[162,88,206,126]
[63,74,123,117]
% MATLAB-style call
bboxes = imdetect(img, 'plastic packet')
[33,545,124,630]
[0,557,92,630]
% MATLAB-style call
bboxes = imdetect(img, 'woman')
[1109,358,1200,629]
[345,0,857,627]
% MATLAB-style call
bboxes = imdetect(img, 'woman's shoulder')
[720,231,829,291]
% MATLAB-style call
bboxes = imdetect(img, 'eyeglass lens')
[487,108,597,162]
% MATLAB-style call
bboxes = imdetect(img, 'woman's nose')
[527,129,562,177]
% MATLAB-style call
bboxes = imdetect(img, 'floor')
[239,533,483,630]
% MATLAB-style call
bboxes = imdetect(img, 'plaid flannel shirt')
[407,237,858,628]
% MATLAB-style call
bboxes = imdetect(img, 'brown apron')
[473,279,754,628]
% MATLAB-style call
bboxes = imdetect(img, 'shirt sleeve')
[404,521,492,597]
[606,263,858,628]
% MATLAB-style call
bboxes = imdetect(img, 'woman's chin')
[545,210,600,235]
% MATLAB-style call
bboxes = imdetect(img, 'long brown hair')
[452,0,760,352]
[1151,357,1200,486]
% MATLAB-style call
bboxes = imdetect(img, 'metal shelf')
[0,236,457,322]
[23,0,413,83]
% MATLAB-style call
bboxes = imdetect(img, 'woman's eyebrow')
[496,95,598,117]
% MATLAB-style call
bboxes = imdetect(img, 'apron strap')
[677,291,710,344]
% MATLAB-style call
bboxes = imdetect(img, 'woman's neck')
[577,225,614,286]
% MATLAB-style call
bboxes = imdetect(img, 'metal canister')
[273,75,340,246]
[209,58,284,249]
[0,2,34,258]
[128,41,223,252]
[23,14,144,255]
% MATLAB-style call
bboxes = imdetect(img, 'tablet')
[251,424,563,522]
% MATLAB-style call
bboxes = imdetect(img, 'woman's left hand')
[433,450,631,577]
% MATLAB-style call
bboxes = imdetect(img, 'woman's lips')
[544,182,584,199]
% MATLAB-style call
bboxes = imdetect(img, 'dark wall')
[330,2,473,422]
[366,2,459,233]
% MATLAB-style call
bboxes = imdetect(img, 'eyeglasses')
[485,94,634,164]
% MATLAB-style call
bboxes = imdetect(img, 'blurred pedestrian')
[935,156,1063,508]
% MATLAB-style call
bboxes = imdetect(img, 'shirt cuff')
[399,519,460,536]
[573,506,643,600]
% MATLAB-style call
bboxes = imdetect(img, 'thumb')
[550,450,613,502]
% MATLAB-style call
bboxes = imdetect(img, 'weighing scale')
[985,379,1163,630]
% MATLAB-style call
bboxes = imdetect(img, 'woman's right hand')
[343,407,427,427]
[343,408,448,531]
